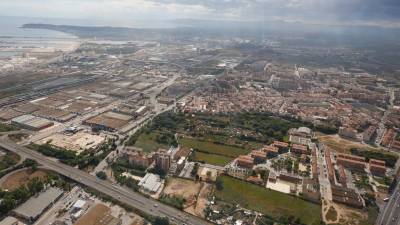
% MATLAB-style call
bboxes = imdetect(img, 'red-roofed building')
[291,144,309,155]
[370,159,385,167]
[273,141,289,152]
[325,149,335,183]
[370,164,386,177]
[337,154,365,172]
[262,145,279,158]
[236,155,254,169]
[338,165,347,188]
[391,141,400,152]
[337,153,365,163]
[370,159,386,177]
[246,176,264,185]
[250,150,267,163]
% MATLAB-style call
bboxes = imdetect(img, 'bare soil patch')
[1,168,50,191]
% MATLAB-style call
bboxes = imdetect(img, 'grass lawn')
[134,133,169,152]
[193,151,232,166]
[216,176,322,225]
[180,137,249,158]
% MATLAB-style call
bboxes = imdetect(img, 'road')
[0,139,209,225]
[316,143,332,201]
[376,180,400,225]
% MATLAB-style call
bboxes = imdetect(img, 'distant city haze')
[0,0,400,28]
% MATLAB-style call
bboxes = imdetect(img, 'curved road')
[0,139,209,225]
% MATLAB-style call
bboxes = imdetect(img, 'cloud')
[0,0,399,27]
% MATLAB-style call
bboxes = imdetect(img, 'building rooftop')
[273,141,289,148]
[262,145,279,153]
[13,187,63,220]
[138,173,163,193]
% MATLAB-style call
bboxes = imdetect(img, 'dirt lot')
[322,200,372,225]
[74,203,110,225]
[0,168,50,191]
[185,183,212,218]
[318,134,381,153]
[163,178,202,207]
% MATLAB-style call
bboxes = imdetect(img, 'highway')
[376,180,400,225]
[0,139,209,225]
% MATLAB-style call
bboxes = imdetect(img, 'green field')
[179,137,249,158]
[193,151,232,166]
[134,133,169,152]
[216,176,322,225]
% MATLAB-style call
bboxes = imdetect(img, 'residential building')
[154,149,171,173]
[336,154,365,172]
[236,155,254,169]
[291,144,309,155]
[272,141,289,152]
[250,150,267,163]
[370,159,386,177]
[262,145,279,158]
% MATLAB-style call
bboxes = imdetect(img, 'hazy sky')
[0,0,399,27]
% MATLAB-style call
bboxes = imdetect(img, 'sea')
[0,16,80,58]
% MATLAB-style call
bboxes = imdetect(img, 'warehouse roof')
[13,187,63,220]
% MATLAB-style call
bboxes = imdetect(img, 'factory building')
[11,115,54,131]
[12,187,63,223]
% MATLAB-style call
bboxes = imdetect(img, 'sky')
[0,0,400,28]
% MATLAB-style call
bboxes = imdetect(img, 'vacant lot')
[180,137,249,158]
[318,134,380,154]
[74,203,110,225]
[1,168,50,191]
[185,183,212,217]
[163,178,202,207]
[216,176,322,225]
[193,151,232,166]
[134,133,169,152]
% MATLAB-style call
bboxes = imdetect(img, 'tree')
[0,196,16,214]
[153,216,169,225]
[27,177,44,194]
[191,163,199,177]
[23,159,38,171]
[96,171,107,180]
[216,177,224,190]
